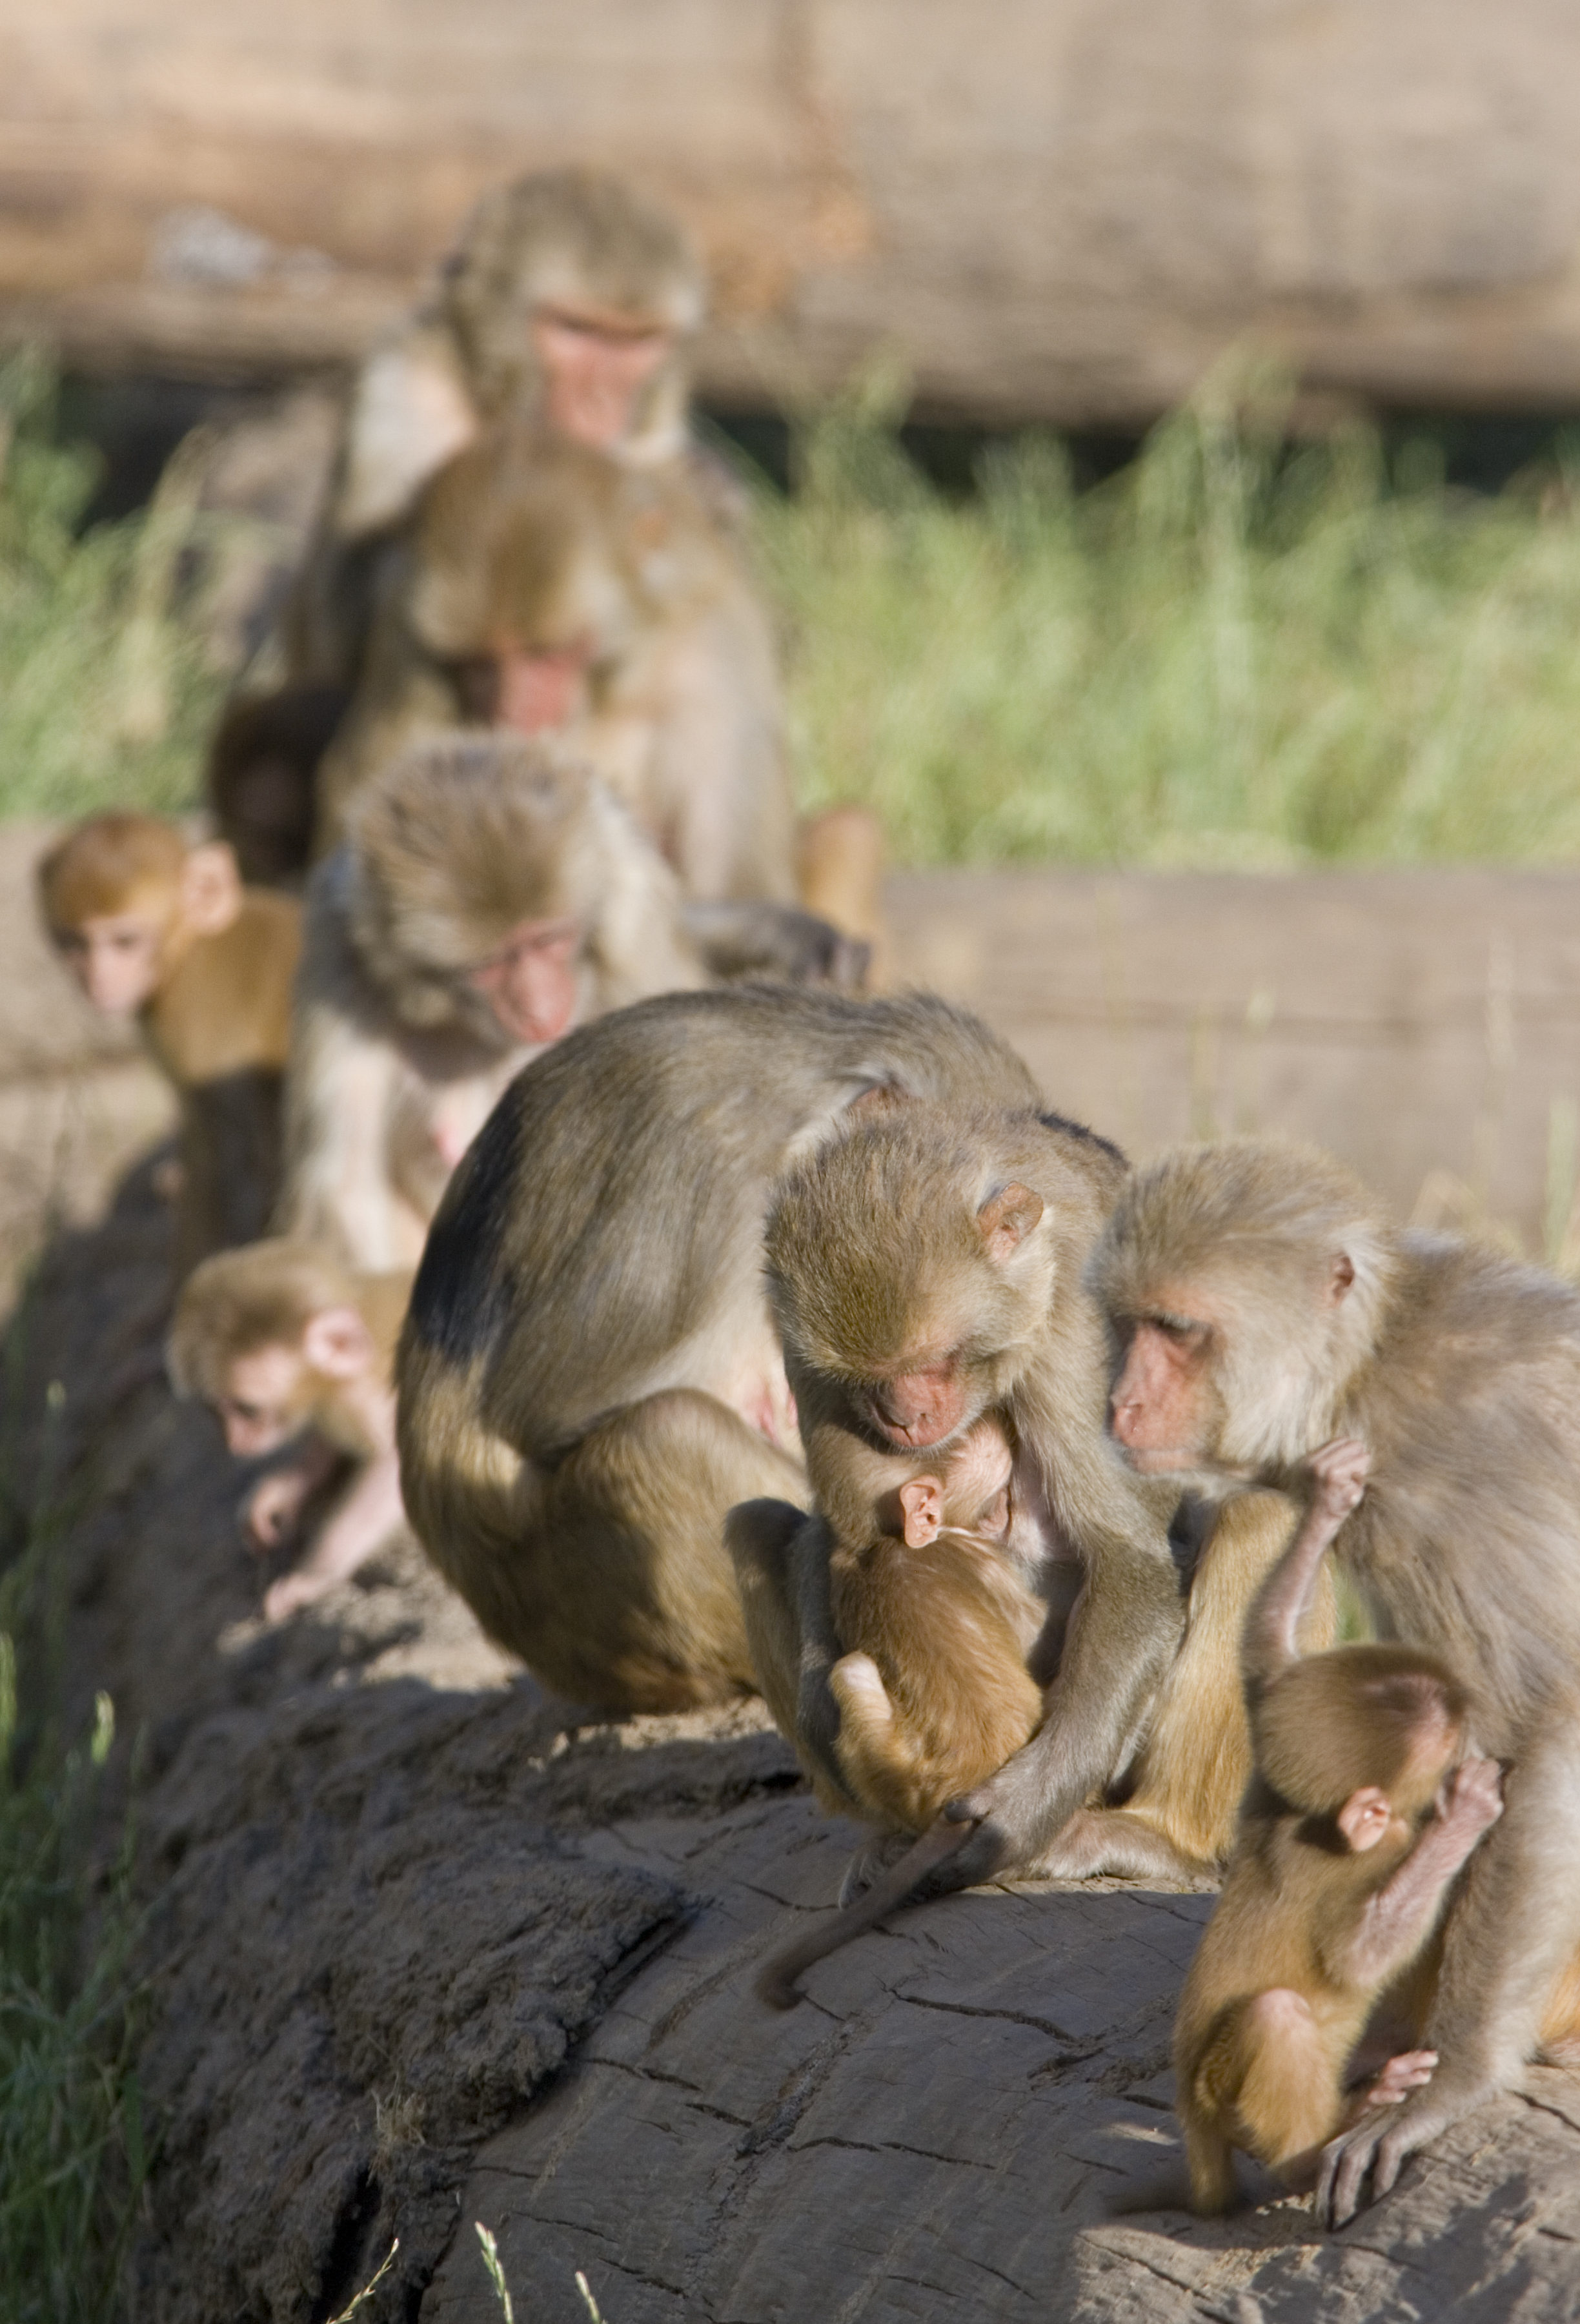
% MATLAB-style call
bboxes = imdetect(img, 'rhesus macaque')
[741,1099,1312,2008]
[279,732,862,1270]
[169,1239,409,1624]
[312,418,798,912]
[396,988,1049,1714]
[1175,1435,1504,2212]
[234,165,882,953]
[1092,1135,1580,2225]
[37,814,301,1272]
[207,682,350,886]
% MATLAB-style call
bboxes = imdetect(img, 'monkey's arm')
[1242,1439,1370,1692]
[277,989,405,1270]
[682,903,869,994]
[1334,1758,1504,1991]
[263,1447,405,1624]
[942,1512,1189,1882]
[1319,1740,1572,2228]
[786,1514,857,1809]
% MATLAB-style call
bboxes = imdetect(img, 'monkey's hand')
[937,1752,1069,1888]
[1433,1755,1505,1847]
[242,1469,315,1553]
[1315,2067,1492,2228]
[1304,1436,1371,1526]
[262,1568,333,1625]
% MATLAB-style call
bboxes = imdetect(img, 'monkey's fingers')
[753,1818,972,2010]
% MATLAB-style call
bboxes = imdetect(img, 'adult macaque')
[37,814,300,1272]
[740,1101,1312,2005]
[279,733,861,1270]
[312,421,798,911]
[1175,1435,1504,2212]
[169,1240,409,1624]
[1092,1134,1580,2225]
[396,990,1046,1713]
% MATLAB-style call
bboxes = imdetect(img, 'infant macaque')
[891,1412,1014,1549]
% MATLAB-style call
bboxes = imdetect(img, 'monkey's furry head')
[765,1099,1062,1396]
[1254,1642,1468,1819]
[37,811,186,929]
[343,735,598,1036]
[1087,1136,1396,1471]
[168,1239,358,1402]
[440,166,704,455]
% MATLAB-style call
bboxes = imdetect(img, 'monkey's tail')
[753,1815,973,2010]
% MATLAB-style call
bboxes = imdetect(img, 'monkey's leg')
[728,1501,857,1815]
[1229,1990,1347,2186]
[755,1816,973,2010]
[1107,1491,1308,1870]
[535,1390,806,1714]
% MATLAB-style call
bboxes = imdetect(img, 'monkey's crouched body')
[396,988,1044,1711]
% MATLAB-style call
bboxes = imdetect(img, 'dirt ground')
[8,831,1580,2321]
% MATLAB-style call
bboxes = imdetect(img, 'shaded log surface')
[6,1,1580,416]
[7,835,1580,2318]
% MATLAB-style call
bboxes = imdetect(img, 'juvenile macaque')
[37,814,301,1272]
[279,733,861,1270]
[1175,1436,1503,2212]
[1092,1135,1580,2224]
[168,1240,409,1624]
[741,1100,1309,2007]
[396,988,1047,1713]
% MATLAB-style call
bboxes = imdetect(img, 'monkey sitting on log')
[396,989,1052,1715]
[37,814,301,1273]
[1175,1434,1504,2212]
[1091,1134,1580,2225]
[278,731,862,1271]
[740,1099,1311,2008]
[169,1239,410,1625]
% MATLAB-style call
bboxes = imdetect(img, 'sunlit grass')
[759,365,1580,868]
[0,349,227,821]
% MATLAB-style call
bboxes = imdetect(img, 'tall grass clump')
[0,1390,145,2323]
[759,363,1580,868]
[0,349,224,821]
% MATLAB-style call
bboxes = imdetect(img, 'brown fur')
[1093,1136,1580,2223]
[396,988,1044,1713]
[277,731,708,1270]
[741,1102,1313,1897]
[38,814,301,1272]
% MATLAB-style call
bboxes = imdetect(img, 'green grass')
[0,1384,145,2324]
[757,363,1580,868]
[6,343,1580,868]
[0,349,227,821]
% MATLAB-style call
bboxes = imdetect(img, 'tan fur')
[39,814,301,1272]
[277,733,709,1270]
[1094,1136,1580,2219]
[397,988,1044,1711]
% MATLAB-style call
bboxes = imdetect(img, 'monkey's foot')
[837,1829,915,1908]
[1027,1806,1220,1890]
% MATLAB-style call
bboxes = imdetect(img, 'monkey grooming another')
[397,988,1050,1714]
[38,814,301,1272]
[169,1239,410,1624]
[1175,1434,1503,2212]
[1092,1136,1580,2225]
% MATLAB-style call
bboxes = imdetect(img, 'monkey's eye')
[1153,1316,1208,1350]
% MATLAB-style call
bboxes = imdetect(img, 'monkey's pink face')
[466,917,582,1047]
[52,912,166,1014]
[861,1356,974,1453]
[216,1343,309,1459]
[1107,1303,1216,1473]
[532,302,673,450]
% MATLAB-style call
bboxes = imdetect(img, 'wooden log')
[4,0,1580,416]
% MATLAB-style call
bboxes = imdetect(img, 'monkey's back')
[401,987,1041,1456]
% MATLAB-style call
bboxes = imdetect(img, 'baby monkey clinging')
[1174,1437,1503,2217]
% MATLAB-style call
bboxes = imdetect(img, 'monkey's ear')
[1326,1253,1357,1305]
[180,842,244,937]
[846,1082,907,1119]
[301,1305,376,1380]
[977,1183,1045,1264]
[898,1476,944,1547]
[1337,1785,1392,1852]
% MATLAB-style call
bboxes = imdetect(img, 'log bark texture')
[4,1,1580,416]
